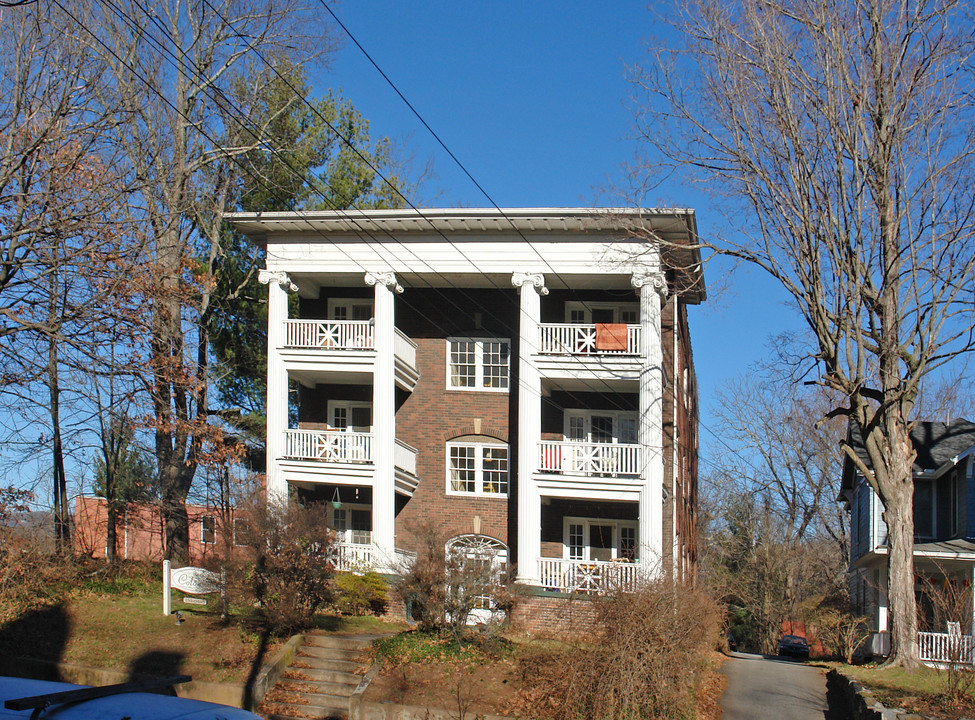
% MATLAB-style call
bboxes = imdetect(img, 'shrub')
[333,571,389,616]
[230,500,334,634]
[395,520,513,637]
[521,580,722,720]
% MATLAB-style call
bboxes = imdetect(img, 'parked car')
[0,676,262,720]
[727,633,738,652]
[777,634,810,659]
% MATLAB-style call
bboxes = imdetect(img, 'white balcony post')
[366,271,402,570]
[633,270,667,576]
[512,272,547,584]
[259,270,297,508]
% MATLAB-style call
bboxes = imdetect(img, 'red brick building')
[228,207,705,626]
[73,496,242,563]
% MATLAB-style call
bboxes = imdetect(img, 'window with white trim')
[201,515,216,545]
[447,338,509,391]
[327,401,372,432]
[565,302,639,324]
[564,517,637,562]
[913,478,935,540]
[447,441,509,496]
[332,505,372,545]
[446,535,509,619]
[564,410,638,444]
[328,298,373,321]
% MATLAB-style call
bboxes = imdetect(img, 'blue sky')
[318,0,806,466]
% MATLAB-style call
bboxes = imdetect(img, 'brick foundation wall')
[511,592,600,637]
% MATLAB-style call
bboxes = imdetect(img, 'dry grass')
[825,662,975,719]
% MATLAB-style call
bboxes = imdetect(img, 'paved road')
[720,652,835,720]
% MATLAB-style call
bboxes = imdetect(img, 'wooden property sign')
[162,560,222,615]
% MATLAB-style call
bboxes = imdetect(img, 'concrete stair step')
[297,646,364,662]
[262,701,346,720]
[294,653,360,672]
[282,667,362,685]
[302,634,376,651]
[276,678,357,698]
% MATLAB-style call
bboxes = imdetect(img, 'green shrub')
[333,571,389,616]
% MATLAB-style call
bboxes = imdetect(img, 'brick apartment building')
[227,207,705,624]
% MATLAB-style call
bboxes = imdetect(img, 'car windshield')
[782,635,804,643]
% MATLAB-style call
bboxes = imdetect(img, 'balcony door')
[565,302,638,324]
[331,505,372,545]
[565,518,637,562]
[328,299,373,321]
[565,410,637,445]
[328,401,372,433]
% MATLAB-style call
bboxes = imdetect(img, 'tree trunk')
[881,434,919,668]
[164,487,190,562]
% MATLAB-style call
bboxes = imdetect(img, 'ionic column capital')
[258,269,298,292]
[511,272,549,296]
[365,271,404,294]
[631,270,668,298]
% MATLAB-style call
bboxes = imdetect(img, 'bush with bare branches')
[230,500,334,634]
[918,569,975,703]
[523,580,722,720]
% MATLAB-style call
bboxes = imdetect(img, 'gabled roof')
[841,418,975,493]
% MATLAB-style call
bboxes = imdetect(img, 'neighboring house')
[227,207,705,630]
[841,418,975,663]
[73,496,245,563]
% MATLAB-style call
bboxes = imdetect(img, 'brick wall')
[393,286,518,554]
[511,593,600,637]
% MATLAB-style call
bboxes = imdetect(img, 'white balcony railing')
[919,631,975,666]
[537,558,641,594]
[285,319,374,350]
[538,440,642,477]
[395,439,418,477]
[394,327,417,367]
[284,429,373,463]
[538,323,641,356]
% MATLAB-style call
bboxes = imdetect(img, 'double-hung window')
[447,440,509,496]
[201,515,216,545]
[447,338,509,391]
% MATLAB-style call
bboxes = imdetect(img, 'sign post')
[162,561,222,616]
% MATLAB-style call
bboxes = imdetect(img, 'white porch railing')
[538,440,642,476]
[919,631,975,665]
[284,429,373,463]
[330,542,377,572]
[285,319,374,350]
[329,543,417,573]
[538,323,641,355]
[537,558,641,594]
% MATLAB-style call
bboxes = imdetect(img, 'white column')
[632,270,667,577]
[259,269,297,508]
[366,271,402,570]
[877,565,889,633]
[512,272,547,584]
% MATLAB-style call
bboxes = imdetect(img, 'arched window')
[445,535,509,624]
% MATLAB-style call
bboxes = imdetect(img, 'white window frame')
[327,400,373,432]
[232,517,249,547]
[446,337,510,392]
[201,515,216,545]
[330,503,373,545]
[446,440,510,497]
[564,409,638,444]
[565,301,639,324]
[913,477,936,541]
[562,516,638,562]
[327,298,373,321]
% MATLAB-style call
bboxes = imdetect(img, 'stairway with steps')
[260,632,379,720]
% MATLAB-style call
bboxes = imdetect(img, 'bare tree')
[631,0,975,667]
[79,0,331,561]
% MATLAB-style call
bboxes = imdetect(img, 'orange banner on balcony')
[595,323,628,351]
